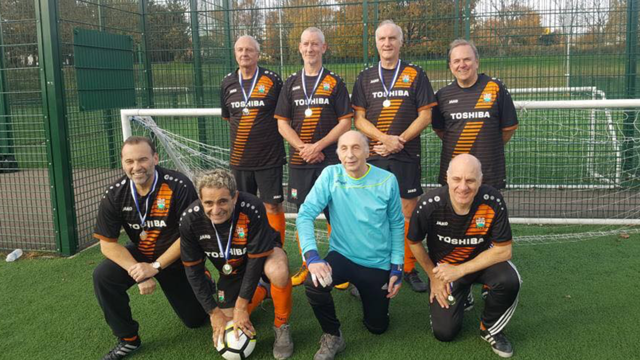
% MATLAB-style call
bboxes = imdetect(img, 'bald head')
[447,154,483,180]
[235,35,260,52]
[338,130,369,149]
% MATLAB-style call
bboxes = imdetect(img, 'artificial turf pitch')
[1,225,639,360]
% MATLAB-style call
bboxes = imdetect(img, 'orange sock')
[327,223,332,238]
[267,211,286,246]
[295,232,304,258]
[271,280,293,327]
[403,220,417,273]
[247,285,268,314]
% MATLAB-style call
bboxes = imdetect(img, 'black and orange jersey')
[179,191,279,277]
[94,166,198,261]
[274,68,353,168]
[407,185,512,265]
[220,66,286,170]
[351,60,437,163]
[432,74,518,189]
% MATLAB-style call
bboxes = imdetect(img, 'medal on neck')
[211,213,235,275]
[130,170,159,241]
[239,67,259,117]
[301,67,324,117]
[378,59,402,108]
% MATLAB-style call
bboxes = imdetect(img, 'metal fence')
[1,0,639,255]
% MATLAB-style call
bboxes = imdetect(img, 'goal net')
[120,98,640,244]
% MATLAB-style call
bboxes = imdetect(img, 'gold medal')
[305,108,313,117]
[242,108,250,116]
[383,99,391,108]
[222,263,233,275]
[140,230,147,240]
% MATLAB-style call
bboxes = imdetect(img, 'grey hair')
[447,39,479,63]
[195,169,237,197]
[235,35,261,53]
[336,130,369,155]
[446,154,483,179]
[301,27,325,44]
[376,20,403,44]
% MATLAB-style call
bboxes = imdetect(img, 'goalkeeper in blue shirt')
[297,130,405,360]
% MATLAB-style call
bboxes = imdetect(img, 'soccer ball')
[215,320,257,360]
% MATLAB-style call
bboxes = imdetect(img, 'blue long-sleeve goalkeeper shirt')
[297,164,405,270]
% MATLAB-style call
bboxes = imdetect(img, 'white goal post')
[120,99,640,226]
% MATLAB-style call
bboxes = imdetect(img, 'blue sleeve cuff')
[390,263,403,278]
[304,250,322,265]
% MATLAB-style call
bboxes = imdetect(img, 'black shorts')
[233,166,284,204]
[287,166,326,205]
[215,243,282,309]
[369,158,423,199]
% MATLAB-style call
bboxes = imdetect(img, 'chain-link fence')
[1,0,639,254]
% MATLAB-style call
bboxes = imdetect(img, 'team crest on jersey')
[402,74,410,83]
[483,93,492,102]
[258,85,265,93]
[237,227,246,238]
[157,198,166,210]
[476,217,486,228]
[322,82,330,91]
[291,188,298,199]
[218,290,225,302]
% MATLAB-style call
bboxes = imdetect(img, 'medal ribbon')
[378,59,402,101]
[239,67,260,110]
[130,170,159,231]
[301,67,324,109]
[211,212,236,264]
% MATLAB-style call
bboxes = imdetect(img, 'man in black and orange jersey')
[274,27,352,287]
[180,169,294,359]
[93,136,208,360]
[352,20,437,293]
[408,154,521,358]
[432,39,518,191]
[220,35,287,246]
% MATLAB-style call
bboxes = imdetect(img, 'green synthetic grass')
[1,225,639,359]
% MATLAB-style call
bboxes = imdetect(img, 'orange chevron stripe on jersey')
[369,99,403,153]
[233,213,250,246]
[138,229,161,259]
[441,246,475,264]
[231,109,259,166]
[251,75,274,99]
[315,75,336,96]
[475,81,499,109]
[291,108,322,165]
[393,66,417,89]
[452,121,484,156]
[150,183,172,217]
[465,204,495,236]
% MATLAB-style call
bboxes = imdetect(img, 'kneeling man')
[408,154,521,358]
[297,130,404,360]
[179,169,294,359]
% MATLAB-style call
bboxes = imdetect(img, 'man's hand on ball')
[232,305,255,339]
[210,308,229,347]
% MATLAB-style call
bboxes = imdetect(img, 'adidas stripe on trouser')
[428,261,521,342]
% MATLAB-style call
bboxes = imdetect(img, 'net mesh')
[125,97,640,245]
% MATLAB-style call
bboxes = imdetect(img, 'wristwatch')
[152,261,161,271]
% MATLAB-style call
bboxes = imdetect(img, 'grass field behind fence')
[1,224,639,360]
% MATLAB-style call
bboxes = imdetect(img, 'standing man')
[352,20,437,292]
[179,169,294,360]
[221,35,287,245]
[275,27,352,286]
[407,154,521,358]
[298,130,404,360]
[93,136,208,360]
[432,39,518,191]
